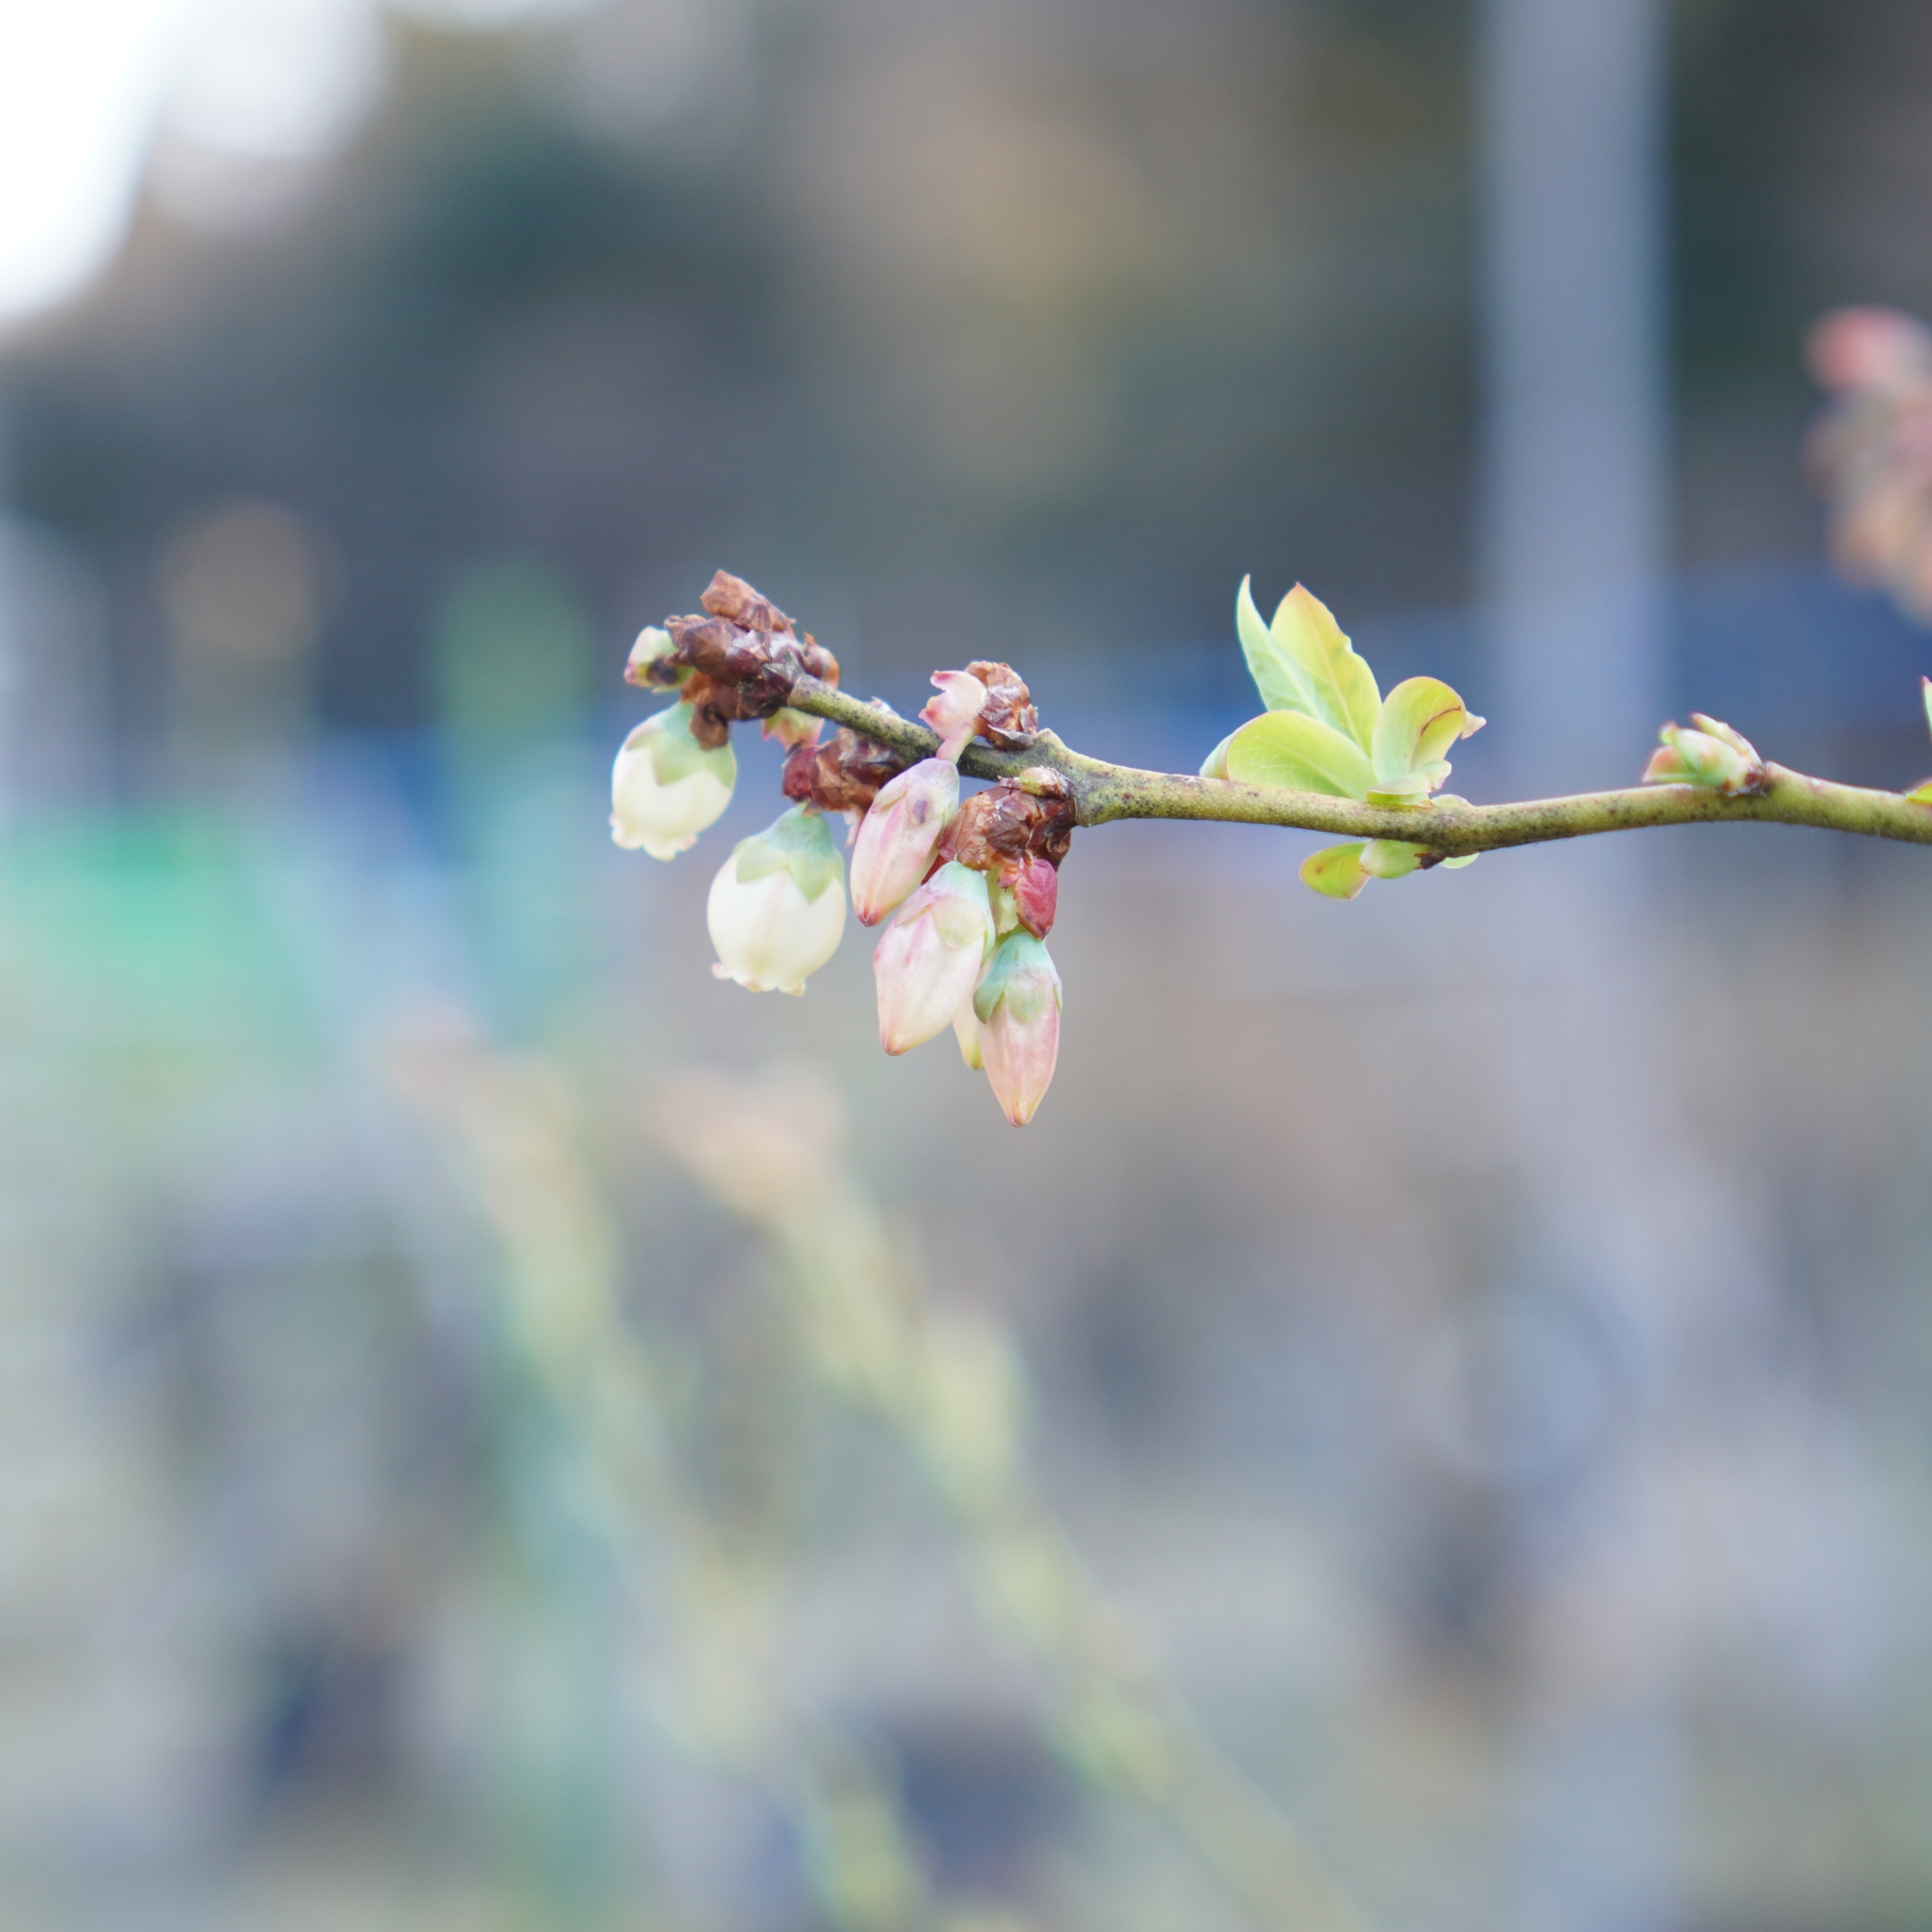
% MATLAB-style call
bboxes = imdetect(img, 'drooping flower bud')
[849,757,959,924]
[707,806,846,995]
[611,700,736,859]
[873,862,993,1055]
[952,998,984,1069]
[973,930,1062,1126]
[625,624,686,688]
[920,670,989,761]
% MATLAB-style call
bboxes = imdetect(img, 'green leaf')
[1360,839,1421,880]
[1225,711,1375,798]
[1269,585,1380,751]
[1236,577,1317,716]
[1905,779,1932,806]
[1372,677,1479,789]
[1199,730,1236,780]
[1300,843,1370,899]
[1440,853,1480,868]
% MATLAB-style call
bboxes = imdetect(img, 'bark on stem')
[783,675,1932,857]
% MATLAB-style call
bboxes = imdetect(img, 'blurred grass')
[0,771,1929,1928]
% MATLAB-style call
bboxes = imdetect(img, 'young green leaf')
[1300,842,1370,899]
[1225,711,1376,798]
[1199,729,1236,780]
[1372,676,1482,790]
[1269,585,1380,751]
[1236,577,1318,716]
[1360,839,1421,880]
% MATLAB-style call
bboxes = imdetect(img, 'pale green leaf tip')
[1299,841,1370,900]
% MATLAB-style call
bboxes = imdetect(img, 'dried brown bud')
[655,575,841,730]
[964,661,1038,749]
[700,570,794,637]
[681,681,731,750]
[948,779,1074,879]
[791,634,839,686]
[667,614,767,684]
[684,664,798,728]
[781,729,911,814]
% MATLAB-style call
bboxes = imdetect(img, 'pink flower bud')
[919,670,989,762]
[952,997,984,1069]
[848,756,959,924]
[973,931,1061,1126]
[872,862,993,1055]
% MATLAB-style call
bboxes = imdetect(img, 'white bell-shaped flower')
[611,701,735,860]
[707,807,846,995]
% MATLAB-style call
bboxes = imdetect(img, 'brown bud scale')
[945,780,1074,879]
[781,729,911,814]
[963,661,1039,749]
[637,574,841,742]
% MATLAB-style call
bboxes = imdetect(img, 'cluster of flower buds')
[610,574,1071,1125]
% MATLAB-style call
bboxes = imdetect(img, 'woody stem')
[781,676,1932,858]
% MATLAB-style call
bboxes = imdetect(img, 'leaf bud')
[849,756,960,924]
[872,862,993,1055]
[706,806,846,995]
[611,701,736,859]
[1642,718,1766,795]
[973,930,1063,1126]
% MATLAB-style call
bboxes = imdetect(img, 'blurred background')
[4,0,1932,1927]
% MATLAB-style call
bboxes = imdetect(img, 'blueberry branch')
[781,674,1932,858]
